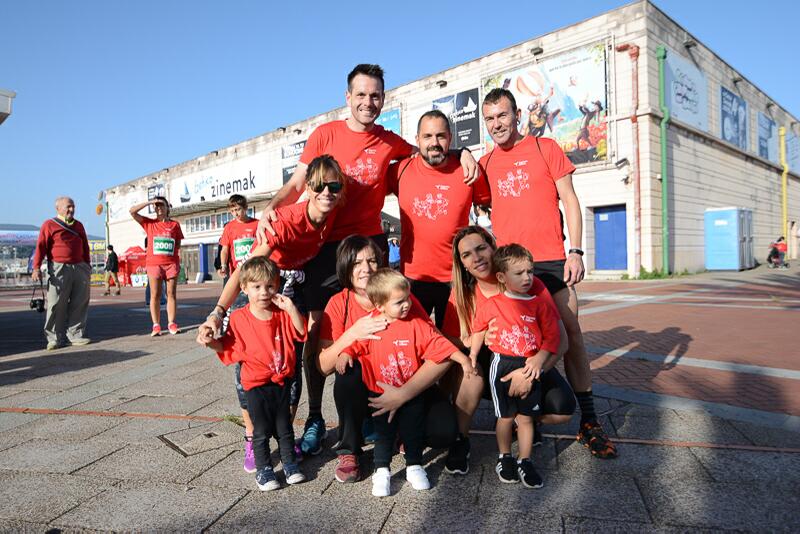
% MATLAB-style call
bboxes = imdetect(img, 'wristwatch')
[568,248,584,256]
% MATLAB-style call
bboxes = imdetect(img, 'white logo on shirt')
[364,148,377,155]
[434,184,450,191]
[498,325,539,356]
[392,339,410,347]
[514,160,528,167]
[380,351,414,387]
[345,158,380,185]
[412,193,449,220]
[520,314,536,323]
[497,169,530,197]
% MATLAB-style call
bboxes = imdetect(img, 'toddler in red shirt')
[198,256,307,491]
[469,244,561,489]
[340,269,473,497]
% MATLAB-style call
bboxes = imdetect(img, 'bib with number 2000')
[153,236,176,256]
[233,237,255,266]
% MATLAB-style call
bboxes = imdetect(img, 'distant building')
[104,0,800,279]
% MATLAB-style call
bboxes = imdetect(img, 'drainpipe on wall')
[779,126,788,238]
[656,45,670,274]
[616,43,641,275]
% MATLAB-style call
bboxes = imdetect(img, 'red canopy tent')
[118,246,147,286]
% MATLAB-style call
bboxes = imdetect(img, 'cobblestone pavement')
[0,265,797,531]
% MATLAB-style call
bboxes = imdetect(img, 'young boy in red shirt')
[469,244,561,489]
[339,269,474,497]
[198,256,307,491]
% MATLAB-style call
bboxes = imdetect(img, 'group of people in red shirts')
[194,64,618,495]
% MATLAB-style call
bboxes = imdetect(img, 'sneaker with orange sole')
[151,324,162,337]
[168,322,179,335]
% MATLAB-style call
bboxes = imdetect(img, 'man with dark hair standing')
[254,64,479,479]
[103,244,120,296]
[480,88,617,459]
[32,196,92,350]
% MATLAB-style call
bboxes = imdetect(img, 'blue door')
[594,205,627,270]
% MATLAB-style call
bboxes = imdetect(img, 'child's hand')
[522,356,544,381]
[336,353,353,375]
[461,360,477,380]
[271,293,296,312]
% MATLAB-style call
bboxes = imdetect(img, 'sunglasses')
[311,181,343,194]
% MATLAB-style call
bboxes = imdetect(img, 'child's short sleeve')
[342,339,367,359]
[217,312,245,365]
[471,301,492,333]
[416,320,459,364]
[536,299,561,354]
[279,308,307,343]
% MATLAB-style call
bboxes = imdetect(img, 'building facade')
[105,0,800,280]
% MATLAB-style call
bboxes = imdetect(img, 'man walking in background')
[103,244,120,296]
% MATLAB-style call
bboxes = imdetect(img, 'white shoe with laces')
[405,465,430,490]
[372,467,391,497]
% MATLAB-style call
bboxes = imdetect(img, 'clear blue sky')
[2,0,798,236]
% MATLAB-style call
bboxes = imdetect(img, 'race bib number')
[153,236,176,256]
[233,237,255,265]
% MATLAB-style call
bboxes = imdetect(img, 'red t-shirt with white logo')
[472,292,560,357]
[388,156,491,282]
[220,218,259,273]
[440,277,558,339]
[479,136,576,261]
[263,201,337,270]
[138,217,184,266]
[343,312,457,394]
[217,304,307,391]
[299,120,413,241]
[319,288,430,342]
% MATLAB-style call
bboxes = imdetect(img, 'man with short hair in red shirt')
[480,88,617,459]
[257,64,480,457]
[32,196,92,350]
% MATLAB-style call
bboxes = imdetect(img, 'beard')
[422,147,447,166]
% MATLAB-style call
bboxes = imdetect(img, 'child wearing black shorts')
[469,244,561,488]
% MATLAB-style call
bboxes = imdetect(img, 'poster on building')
[376,108,401,135]
[665,48,708,131]
[482,42,608,164]
[169,151,274,208]
[432,88,480,148]
[757,112,778,163]
[788,133,800,173]
[720,86,748,151]
[281,141,306,184]
[146,183,166,214]
[107,187,147,223]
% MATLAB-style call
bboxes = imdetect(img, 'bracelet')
[458,146,472,156]
[214,304,227,314]
[568,248,584,256]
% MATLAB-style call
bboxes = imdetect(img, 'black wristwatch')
[568,248,584,256]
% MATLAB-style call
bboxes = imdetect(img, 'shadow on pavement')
[0,349,150,387]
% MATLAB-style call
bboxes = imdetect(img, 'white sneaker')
[405,465,430,490]
[372,467,391,497]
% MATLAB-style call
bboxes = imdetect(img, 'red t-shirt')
[472,292,560,357]
[299,120,413,241]
[774,242,788,253]
[264,201,337,270]
[343,312,457,394]
[220,218,259,272]
[217,304,307,391]
[319,288,429,342]
[138,218,184,266]
[440,277,558,339]
[388,156,491,282]
[480,136,576,261]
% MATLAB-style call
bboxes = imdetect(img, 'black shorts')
[408,279,450,329]
[302,233,389,311]
[488,354,542,418]
[534,259,568,296]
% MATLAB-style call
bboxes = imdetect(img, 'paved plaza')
[0,266,798,532]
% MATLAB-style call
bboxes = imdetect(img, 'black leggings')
[333,360,457,455]
[477,346,576,416]
[244,383,295,470]
[370,392,425,468]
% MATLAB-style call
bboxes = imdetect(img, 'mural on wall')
[375,108,401,136]
[757,112,779,164]
[720,86,748,151]
[282,141,307,184]
[432,88,481,148]
[482,42,608,164]
[665,48,709,131]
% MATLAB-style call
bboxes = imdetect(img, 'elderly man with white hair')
[32,196,92,350]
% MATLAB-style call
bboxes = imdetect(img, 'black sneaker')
[517,458,543,489]
[444,434,470,475]
[495,454,519,483]
[533,422,543,448]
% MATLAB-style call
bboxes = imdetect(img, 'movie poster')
[482,42,608,164]
[282,141,306,184]
[433,88,480,148]
[720,86,748,151]
[757,112,778,164]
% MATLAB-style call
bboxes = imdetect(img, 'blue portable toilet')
[704,207,754,270]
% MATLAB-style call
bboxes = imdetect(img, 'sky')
[2,0,798,237]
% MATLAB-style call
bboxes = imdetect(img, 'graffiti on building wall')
[665,48,709,132]
[482,42,608,164]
